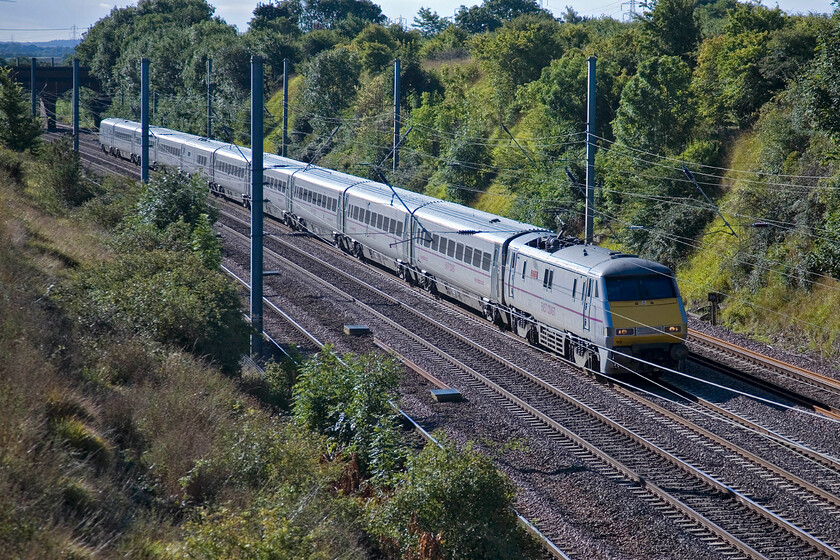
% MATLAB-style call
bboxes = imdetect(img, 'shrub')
[56,250,250,373]
[0,146,23,181]
[293,348,404,482]
[40,137,94,207]
[369,434,527,560]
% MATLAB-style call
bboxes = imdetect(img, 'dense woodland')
[68,0,840,356]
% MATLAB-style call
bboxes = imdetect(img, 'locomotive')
[100,117,688,374]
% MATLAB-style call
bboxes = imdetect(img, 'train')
[99,117,688,375]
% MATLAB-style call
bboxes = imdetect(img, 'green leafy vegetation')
[0,66,41,152]
[293,347,405,483]
[1,138,539,557]
[368,434,534,559]
[68,0,840,354]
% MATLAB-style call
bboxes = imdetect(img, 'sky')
[0,0,835,43]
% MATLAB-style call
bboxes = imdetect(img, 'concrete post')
[73,58,79,151]
[141,58,149,183]
[393,58,401,172]
[584,55,597,244]
[282,58,289,157]
[250,56,264,358]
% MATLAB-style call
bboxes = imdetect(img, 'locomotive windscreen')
[605,275,676,301]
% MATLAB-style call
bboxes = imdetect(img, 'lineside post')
[282,58,289,157]
[141,57,149,183]
[207,57,212,138]
[30,58,36,118]
[393,58,401,172]
[585,55,597,244]
[72,58,79,151]
[250,55,265,358]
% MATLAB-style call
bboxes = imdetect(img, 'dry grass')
[0,152,367,557]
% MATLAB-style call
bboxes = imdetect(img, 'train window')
[606,276,675,301]
[447,241,455,258]
[332,199,337,211]
[431,234,438,251]
[594,282,598,298]
[464,247,473,265]
[572,279,577,300]
[455,243,464,261]
[543,270,554,290]
[366,210,372,225]
[482,252,491,271]
[382,217,390,232]
[521,260,527,279]
[389,219,396,234]
[308,190,314,203]
[377,214,384,230]
[474,250,483,268]
[396,221,403,236]
[352,206,358,220]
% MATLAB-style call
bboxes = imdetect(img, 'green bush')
[369,434,528,559]
[293,347,404,482]
[56,250,250,373]
[40,137,94,207]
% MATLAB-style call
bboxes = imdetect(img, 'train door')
[582,278,593,332]
[507,251,521,299]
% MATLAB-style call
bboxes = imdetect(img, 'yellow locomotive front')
[602,273,688,374]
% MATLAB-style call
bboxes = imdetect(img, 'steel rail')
[218,210,839,559]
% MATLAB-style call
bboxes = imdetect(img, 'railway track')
[688,330,840,418]
[219,256,574,560]
[217,206,840,559]
[56,127,840,558]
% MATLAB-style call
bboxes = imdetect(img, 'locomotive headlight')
[665,325,682,333]
[615,328,635,336]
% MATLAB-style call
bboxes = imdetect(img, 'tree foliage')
[455,0,549,34]
[613,55,694,155]
[638,0,701,60]
[413,7,449,37]
[368,434,527,559]
[293,348,404,482]
[0,67,41,152]
[471,14,564,110]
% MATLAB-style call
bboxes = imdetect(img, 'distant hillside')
[0,40,78,60]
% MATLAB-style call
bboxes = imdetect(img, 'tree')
[249,0,302,32]
[613,55,694,155]
[455,0,548,34]
[298,48,361,134]
[413,7,449,37]
[693,4,799,131]
[302,0,385,30]
[802,13,840,139]
[639,0,701,61]
[0,67,41,152]
[471,14,564,110]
